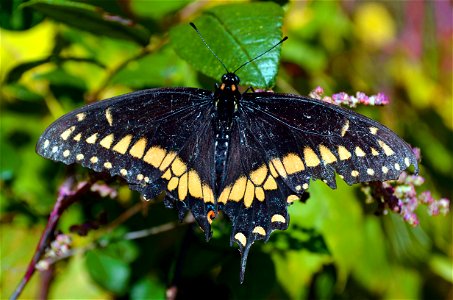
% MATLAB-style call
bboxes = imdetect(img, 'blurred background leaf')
[1,1,451,299]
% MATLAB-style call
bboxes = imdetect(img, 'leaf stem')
[10,177,92,300]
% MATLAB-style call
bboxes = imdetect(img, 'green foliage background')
[1,1,451,299]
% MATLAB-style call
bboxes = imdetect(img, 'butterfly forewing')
[36,88,218,235]
[242,92,418,184]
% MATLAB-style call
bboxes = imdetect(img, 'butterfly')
[36,24,418,282]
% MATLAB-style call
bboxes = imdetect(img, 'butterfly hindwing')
[36,88,217,235]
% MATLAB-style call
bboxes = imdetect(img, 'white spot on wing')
[404,157,410,167]
[76,113,86,121]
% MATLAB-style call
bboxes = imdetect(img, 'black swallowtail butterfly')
[36,24,418,282]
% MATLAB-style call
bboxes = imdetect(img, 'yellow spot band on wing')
[218,185,231,204]
[160,152,177,171]
[129,137,147,158]
[229,176,247,201]
[100,134,114,149]
[143,146,166,168]
[105,108,113,126]
[86,133,98,144]
[250,165,267,185]
[161,169,171,180]
[355,146,366,157]
[234,232,247,247]
[113,135,132,154]
[202,184,214,203]
[303,147,320,167]
[244,180,255,208]
[341,119,349,136]
[171,157,187,177]
[263,176,277,190]
[271,214,286,223]
[188,170,202,198]
[287,195,299,203]
[252,226,266,236]
[255,187,265,201]
[178,172,188,201]
[270,158,287,178]
[319,145,337,164]
[338,146,351,160]
[283,153,305,174]
[378,140,395,156]
[167,177,179,191]
[73,133,82,141]
[371,147,379,156]
[268,161,278,177]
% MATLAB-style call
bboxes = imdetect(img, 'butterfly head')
[220,73,240,93]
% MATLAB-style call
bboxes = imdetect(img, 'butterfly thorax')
[213,73,241,193]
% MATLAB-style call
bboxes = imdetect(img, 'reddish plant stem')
[10,178,91,300]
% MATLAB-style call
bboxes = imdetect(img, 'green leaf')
[0,0,44,30]
[351,218,392,293]
[85,249,131,294]
[34,68,86,89]
[273,250,331,299]
[22,0,150,46]
[5,56,105,84]
[130,277,166,300]
[288,178,364,284]
[2,83,44,102]
[5,58,51,83]
[110,47,195,88]
[429,255,453,283]
[170,2,284,88]
[49,253,108,298]
[129,0,191,20]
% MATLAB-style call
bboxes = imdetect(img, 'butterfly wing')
[220,92,418,280]
[36,88,217,237]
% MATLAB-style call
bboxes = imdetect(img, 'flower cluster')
[309,86,390,107]
[362,149,450,226]
[36,234,72,271]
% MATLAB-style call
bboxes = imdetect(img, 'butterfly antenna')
[190,22,229,73]
[233,36,288,74]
